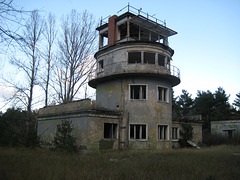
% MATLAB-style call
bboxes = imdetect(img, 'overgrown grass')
[1,145,240,180]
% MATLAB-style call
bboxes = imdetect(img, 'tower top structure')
[97,4,177,49]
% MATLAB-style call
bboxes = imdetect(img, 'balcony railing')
[89,61,180,81]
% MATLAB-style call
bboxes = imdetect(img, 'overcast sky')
[1,0,240,111]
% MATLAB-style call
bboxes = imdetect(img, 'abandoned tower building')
[38,6,202,150]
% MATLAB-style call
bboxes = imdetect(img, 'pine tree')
[53,120,78,152]
[233,92,240,109]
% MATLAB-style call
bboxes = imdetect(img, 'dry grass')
[1,145,240,180]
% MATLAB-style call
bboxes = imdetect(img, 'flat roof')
[129,15,177,37]
[96,12,177,38]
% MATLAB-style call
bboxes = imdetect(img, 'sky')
[1,0,240,111]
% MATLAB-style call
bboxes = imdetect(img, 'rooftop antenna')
[138,8,142,15]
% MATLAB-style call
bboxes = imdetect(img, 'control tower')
[89,5,180,149]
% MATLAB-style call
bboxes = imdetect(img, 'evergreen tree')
[212,87,231,120]
[194,90,215,130]
[178,123,193,148]
[177,89,194,116]
[53,120,78,152]
[233,92,240,109]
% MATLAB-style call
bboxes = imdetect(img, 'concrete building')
[38,5,202,150]
[211,120,240,139]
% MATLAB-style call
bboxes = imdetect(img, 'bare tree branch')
[54,10,96,103]
[8,10,44,113]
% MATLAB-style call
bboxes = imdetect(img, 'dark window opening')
[118,23,127,40]
[158,86,168,102]
[104,123,117,139]
[130,85,147,100]
[130,124,147,140]
[99,60,104,72]
[158,54,165,66]
[172,127,178,140]
[130,23,139,40]
[128,52,141,64]
[144,52,155,64]
[100,31,108,48]
[158,125,168,140]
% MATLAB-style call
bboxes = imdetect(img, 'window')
[128,52,141,64]
[158,86,169,102]
[172,127,179,140]
[98,60,104,72]
[158,125,169,140]
[130,124,147,140]
[158,54,165,66]
[130,85,147,100]
[144,52,155,64]
[104,123,117,139]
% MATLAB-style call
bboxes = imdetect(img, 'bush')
[178,123,193,148]
[53,120,78,152]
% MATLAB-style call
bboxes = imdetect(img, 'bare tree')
[9,10,43,114]
[55,10,96,103]
[41,13,57,107]
[0,0,25,44]
[0,0,28,69]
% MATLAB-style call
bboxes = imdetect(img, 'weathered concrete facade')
[38,7,202,150]
[211,120,240,139]
[88,10,180,150]
[38,100,122,150]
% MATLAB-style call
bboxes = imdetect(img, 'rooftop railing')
[89,61,180,81]
[100,4,166,27]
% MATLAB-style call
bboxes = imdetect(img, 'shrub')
[178,123,193,148]
[53,120,78,152]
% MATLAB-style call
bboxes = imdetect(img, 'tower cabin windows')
[128,52,141,64]
[144,52,155,64]
[128,51,170,68]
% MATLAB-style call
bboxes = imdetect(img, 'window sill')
[172,139,179,142]
[129,139,148,142]
[157,100,169,104]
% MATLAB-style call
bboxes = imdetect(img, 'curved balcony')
[88,61,180,88]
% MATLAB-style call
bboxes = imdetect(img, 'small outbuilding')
[211,120,240,139]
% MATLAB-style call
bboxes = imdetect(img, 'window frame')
[104,123,118,139]
[157,124,169,141]
[98,59,104,73]
[157,86,169,103]
[129,123,148,141]
[129,84,148,100]
[172,127,179,141]
[128,51,142,64]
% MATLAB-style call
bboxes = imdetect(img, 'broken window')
[118,23,127,41]
[104,123,117,139]
[158,54,165,67]
[99,31,108,48]
[130,124,147,140]
[130,22,139,40]
[158,125,168,140]
[158,86,169,102]
[172,127,179,140]
[98,60,104,72]
[128,52,141,64]
[130,85,147,100]
[144,52,155,64]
